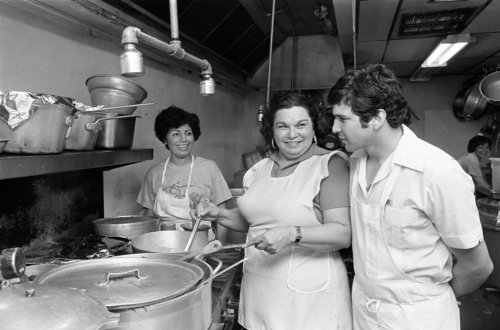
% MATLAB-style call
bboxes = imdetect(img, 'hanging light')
[257,104,265,122]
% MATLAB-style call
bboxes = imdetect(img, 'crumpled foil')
[0,91,101,129]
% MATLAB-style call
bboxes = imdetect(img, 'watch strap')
[294,226,302,244]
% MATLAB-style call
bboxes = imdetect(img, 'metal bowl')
[93,215,159,239]
[86,74,147,115]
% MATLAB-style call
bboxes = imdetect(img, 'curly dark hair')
[260,91,322,150]
[154,105,201,148]
[467,135,491,153]
[327,63,411,128]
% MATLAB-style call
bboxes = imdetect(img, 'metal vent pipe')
[120,0,215,95]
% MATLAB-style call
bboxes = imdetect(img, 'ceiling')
[20,0,500,87]
[98,0,500,83]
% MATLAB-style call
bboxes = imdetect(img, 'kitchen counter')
[0,149,153,180]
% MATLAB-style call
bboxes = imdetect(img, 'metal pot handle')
[97,268,145,286]
[199,257,248,287]
[64,115,75,139]
[85,114,143,133]
[205,256,223,275]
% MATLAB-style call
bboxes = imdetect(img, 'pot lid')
[35,257,203,310]
[0,283,120,330]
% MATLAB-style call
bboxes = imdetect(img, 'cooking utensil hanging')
[480,71,500,105]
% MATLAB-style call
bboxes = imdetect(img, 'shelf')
[0,149,153,180]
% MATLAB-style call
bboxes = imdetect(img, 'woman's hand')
[196,202,222,221]
[247,226,296,255]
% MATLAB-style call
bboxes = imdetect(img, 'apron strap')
[161,154,195,199]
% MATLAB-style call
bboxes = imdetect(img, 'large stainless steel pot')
[65,112,142,151]
[131,230,209,254]
[86,74,147,149]
[36,257,204,309]
[0,283,119,330]
[93,215,160,240]
[463,83,490,120]
[95,113,139,149]
[36,254,218,330]
[0,103,74,154]
[86,74,148,116]
[114,253,222,330]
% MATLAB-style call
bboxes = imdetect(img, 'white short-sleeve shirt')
[350,126,484,284]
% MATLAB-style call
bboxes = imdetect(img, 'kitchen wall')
[0,2,265,218]
[0,1,490,222]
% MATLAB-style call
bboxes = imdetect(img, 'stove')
[208,250,243,330]
[20,235,243,330]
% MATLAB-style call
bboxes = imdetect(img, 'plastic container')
[491,158,500,191]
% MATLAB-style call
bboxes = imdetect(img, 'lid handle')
[97,268,145,286]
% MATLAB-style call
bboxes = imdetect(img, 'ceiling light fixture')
[120,0,215,96]
[410,33,474,82]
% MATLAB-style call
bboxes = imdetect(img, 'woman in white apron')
[198,91,353,330]
[137,106,232,240]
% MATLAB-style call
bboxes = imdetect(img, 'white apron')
[351,159,459,330]
[238,152,352,330]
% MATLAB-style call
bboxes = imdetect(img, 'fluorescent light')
[411,34,474,81]
[420,34,474,68]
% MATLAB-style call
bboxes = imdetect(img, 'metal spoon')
[184,213,202,252]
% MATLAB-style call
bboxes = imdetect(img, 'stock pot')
[36,253,219,330]
[131,230,209,254]
[0,283,119,329]
[93,215,159,240]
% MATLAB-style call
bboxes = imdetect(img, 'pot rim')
[35,257,204,311]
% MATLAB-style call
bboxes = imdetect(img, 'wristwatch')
[293,226,302,244]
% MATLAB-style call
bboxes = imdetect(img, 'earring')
[271,139,276,149]
[313,134,317,144]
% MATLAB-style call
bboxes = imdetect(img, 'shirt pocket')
[383,205,422,250]
[286,247,330,293]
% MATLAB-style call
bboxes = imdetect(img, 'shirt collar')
[269,143,329,170]
[351,125,423,172]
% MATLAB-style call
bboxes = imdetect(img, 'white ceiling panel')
[356,41,387,64]
[357,0,399,42]
[384,37,441,62]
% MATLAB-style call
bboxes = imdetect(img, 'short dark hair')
[154,106,201,147]
[467,135,491,153]
[260,91,321,150]
[327,63,411,128]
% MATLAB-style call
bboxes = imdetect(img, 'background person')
[137,105,232,240]
[328,63,493,330]
[199,91,352,330]
[458,135,492,198]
